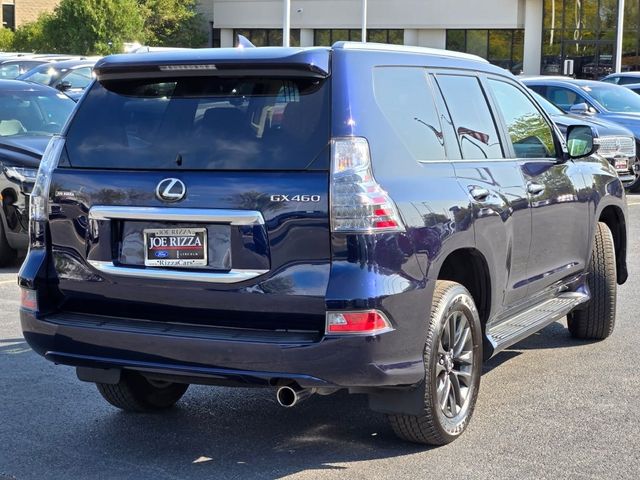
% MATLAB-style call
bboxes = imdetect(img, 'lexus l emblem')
[156,178,186,202]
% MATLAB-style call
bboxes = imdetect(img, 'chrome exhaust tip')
[276,385,313,407]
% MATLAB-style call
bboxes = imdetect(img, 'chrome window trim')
[88,206,265,225]
[88,260,268,284]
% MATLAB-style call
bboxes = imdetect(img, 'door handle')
[527,182,546,195]
[469,186,490,201]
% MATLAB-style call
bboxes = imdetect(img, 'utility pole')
[283,0,291,47]
[615,0,625,72]
[361,0,367,43]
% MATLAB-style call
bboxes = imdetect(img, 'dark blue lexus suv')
[19,43,628,445]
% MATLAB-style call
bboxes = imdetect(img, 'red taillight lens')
[330,137,405,233]
[326,310,393,334]
[20,289,38,311]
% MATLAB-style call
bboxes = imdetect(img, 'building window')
[210,23,221,48]
[446,29,524,74]
[314,29,403,46]
[2,4,15,31]
[233,29,300,47]
[541,0,631,77]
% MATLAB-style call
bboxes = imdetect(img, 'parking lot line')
[0,280,16,285]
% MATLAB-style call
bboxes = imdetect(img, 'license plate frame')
[144,227,208,268]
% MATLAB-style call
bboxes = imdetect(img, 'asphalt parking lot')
[1,199,640,480]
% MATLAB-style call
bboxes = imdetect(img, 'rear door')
[47,71,332,332]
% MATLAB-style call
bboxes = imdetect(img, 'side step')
[487,292,589,354]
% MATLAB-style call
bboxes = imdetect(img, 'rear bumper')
[21,309,425,389]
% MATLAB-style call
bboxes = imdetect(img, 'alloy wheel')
[435,310,475,418]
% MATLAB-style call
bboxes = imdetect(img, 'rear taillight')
[20,289,38,311]
[326,310,393,335]
[330,137,404,233]
[29,136,65,249]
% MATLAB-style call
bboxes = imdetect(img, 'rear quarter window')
[63,75,330,170]
[373,67,446,162]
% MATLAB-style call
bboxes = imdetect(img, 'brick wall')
[5,0,61,28]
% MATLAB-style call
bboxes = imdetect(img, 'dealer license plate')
[144,228,207,267]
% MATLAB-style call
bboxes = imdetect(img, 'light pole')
[283,0,291,47]
[615,0,625,72]
[361,0,368,43]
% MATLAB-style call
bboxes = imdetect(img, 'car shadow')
[91,389,429,478]
[0,338,30,355]
[483,319,597,374]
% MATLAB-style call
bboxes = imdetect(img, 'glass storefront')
[446,29,524,74]
[542,0,640,78]
[313,29,403,46]
[233,29,301,47]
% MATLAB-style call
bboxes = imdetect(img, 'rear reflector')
[20,289,38,311]
[326,310,393,335]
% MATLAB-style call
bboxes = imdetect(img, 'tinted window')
[488,79,556,159]
[545,86,587,110]
[62,67,93,89]
[435,75,503,160]
[0,64,19,79]
[531,90,565,115]
[618,76,640,85]
[602,76,619,84]
[0,89,75,136]
[373,67,446,161]
[20,64,58,86]
[65,76,330,170]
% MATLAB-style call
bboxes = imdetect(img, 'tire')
[0,219,17,268]
[96,372,189,412]
[388,280,483,445]
[567,222,617,340]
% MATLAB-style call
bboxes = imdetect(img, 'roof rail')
[332,41,489,63]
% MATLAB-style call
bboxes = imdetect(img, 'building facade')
[0,0,60,31]
[198,0,640,78]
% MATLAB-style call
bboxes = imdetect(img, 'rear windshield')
[64,75,330,170]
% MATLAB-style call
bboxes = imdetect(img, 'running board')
[487,292,589,354]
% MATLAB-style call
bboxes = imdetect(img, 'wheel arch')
[435,248,492,330]
[597,204,627,284]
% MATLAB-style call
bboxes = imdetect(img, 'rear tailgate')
[46,56,332,332]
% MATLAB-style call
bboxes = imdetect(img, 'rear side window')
[373,67,446,161]
[435,75,503,160]
[619,76,640,85]
[487,79,556,159]
[544,86,585,110]
[64,76,330,170]
[63,67,93,89]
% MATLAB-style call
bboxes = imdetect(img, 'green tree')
[0,27,14,51]
[12,15,50,52]
[139,0,206,47]
[44,0,145,55]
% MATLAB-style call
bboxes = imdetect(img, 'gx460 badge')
[270,194,321,202]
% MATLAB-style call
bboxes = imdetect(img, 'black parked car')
[0,80,76,265]
[523,76,640,191]
[531,91,636,186]
[17,59,96,101]
[20,44,627,445]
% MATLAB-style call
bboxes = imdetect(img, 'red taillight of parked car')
[20,289,38,311]
[325,310,393,335]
